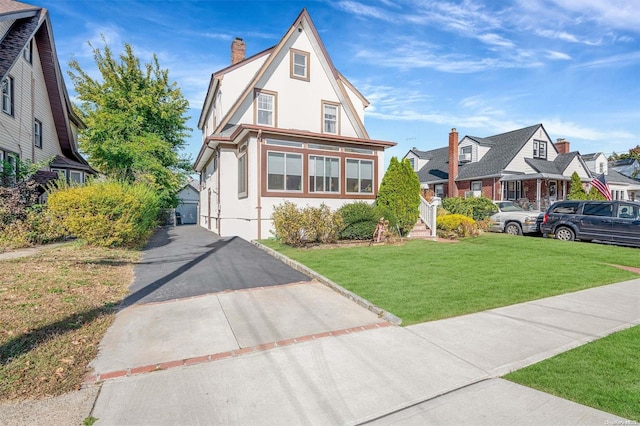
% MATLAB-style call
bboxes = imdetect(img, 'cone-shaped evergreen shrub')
[376,157,420,235]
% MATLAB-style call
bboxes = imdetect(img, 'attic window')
[290,49,310,81]
[533,140,547,160]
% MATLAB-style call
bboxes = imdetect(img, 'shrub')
[47,180,160,247]
[442,196,496,221]
[303,204,343,244]
[376,157,420,235]
[338,202,377,240]
[0,180,40,227]
[271,202,343,247]
[436,214,480,239]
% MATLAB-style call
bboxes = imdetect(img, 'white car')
[490,201,543,235]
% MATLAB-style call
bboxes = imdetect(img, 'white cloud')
[335,1,396,22]
[477,33,515,48]
[575,50,640,68]
[546,50,572,60]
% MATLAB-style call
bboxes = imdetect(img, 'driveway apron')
[89,225,386,376]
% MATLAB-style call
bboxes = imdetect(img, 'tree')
[68,39,191,207]
[376,157,421,235]
[567,172,586,200]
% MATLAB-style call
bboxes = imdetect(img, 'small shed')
[176,182,199,224]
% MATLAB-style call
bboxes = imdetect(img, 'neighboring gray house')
[176,182,199,224]
[404,124,591,211]
[581,153,640,201]
[609,158,639,180]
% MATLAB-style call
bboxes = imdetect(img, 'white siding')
[505,128,555,172]
[0,20,13,40]
[0,35,63,164]
[562,156,590,179]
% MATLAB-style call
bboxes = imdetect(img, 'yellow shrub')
[436,213,480,239]
[47,180,160,247]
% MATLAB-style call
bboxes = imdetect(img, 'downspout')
[217,146,221,235]
[256,129,263,240]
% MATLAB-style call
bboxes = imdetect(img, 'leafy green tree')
[587,187,607,200]
[376,157,420,235]
[68,38,191,207]
[567,172,586,200]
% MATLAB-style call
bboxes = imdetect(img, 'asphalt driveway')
[123,225,310,305]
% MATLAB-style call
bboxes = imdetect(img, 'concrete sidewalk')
[89,278,639,425]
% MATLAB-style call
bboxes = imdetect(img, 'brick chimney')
[448,128,459,198]
[554,138,570,154]
[231,37,246,65]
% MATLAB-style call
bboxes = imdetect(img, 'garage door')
[177,203,198,224]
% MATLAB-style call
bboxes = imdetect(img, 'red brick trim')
[83,321,392,384]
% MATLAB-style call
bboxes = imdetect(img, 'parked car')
[490,201,543,235]
[541,200,640,248]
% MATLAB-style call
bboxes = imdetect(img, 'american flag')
[591,173,612,201]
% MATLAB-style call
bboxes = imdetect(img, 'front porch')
[497,175,572,211]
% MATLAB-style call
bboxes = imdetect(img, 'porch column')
[562,180,567,200]
[536,179,541,211]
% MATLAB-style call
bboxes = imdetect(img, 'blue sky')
[38,0,640,167]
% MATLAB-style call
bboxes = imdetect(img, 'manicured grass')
[261,233,640,325]
[505,325,640,421]
[0,242,138,400]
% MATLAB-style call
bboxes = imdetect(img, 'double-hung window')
[533,140,547,159]
[346,159,373,193]
[2,77,13,116]
[323,102,339,134]
[267,152,302,191]
[290,49,309,81]
[34,119,42,148]
[309,155,339,193]
[255,91,275,126]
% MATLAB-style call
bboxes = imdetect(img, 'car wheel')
[555,226,575,241]
[505,222,523,235]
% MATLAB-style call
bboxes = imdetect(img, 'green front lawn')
[505,325,640,421]
[262,233,640,325]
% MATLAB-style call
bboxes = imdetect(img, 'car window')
[550,202,579,214]
[498,202,524,212]
[583,203,613,217]
[617,204,639,219]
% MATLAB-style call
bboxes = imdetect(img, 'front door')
[548,180,557,202]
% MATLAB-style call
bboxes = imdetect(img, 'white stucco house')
[194,9,395,241]
[0,0,93,186]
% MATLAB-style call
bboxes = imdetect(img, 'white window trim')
[2,76,14,116]
[34,119,42,148]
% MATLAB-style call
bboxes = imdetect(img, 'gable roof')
[457,124,542,179]
[413,124,586,183]
[581,152,605,161]
[0,1,88,166]
[209,8,370,139]
[607,168,640,185]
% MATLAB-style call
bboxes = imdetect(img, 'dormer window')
[533,140,547,159]
[460,146,472,162]
[290,49,310,81]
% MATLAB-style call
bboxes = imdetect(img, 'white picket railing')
[419,195,441,238]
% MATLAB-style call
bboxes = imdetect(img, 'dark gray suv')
[541,200,640,248]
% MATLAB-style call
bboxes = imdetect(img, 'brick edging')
[83,322,393,384]
[250,240,403,326]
